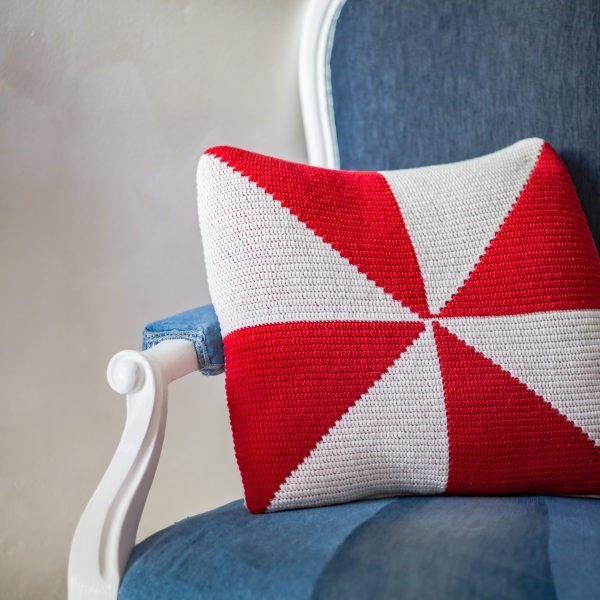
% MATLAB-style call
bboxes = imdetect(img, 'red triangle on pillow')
[225,320,425,513]
[207,146,430,319]
[439,143,600,318]
[433,322,600,495]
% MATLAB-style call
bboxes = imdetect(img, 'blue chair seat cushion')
[119,495,600,599]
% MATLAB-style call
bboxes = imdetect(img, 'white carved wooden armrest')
[68,339,198,600]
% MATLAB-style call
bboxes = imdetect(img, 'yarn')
[197,138,600,514]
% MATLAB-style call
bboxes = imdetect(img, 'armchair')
[69,0,600,598]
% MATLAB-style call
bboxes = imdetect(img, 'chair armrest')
[68,339,197,600]
[142,304,224,375]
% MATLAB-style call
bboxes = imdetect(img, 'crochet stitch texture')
[197,138,600,514]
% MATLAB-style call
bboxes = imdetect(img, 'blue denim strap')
[142,304,224,375]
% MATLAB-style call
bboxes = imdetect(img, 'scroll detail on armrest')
[142,304,224,376]
[68,339,197,600]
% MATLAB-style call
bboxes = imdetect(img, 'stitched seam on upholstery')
[309,498,398,599]
[143,330,224,374]
[542,497,559,598]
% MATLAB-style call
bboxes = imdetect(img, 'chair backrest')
[300,0,599,244]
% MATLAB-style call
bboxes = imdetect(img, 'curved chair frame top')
[299,0,346,168]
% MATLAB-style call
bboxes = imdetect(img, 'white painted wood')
[69,3,342,596]
[299,0,346,168]
[68,340,197,600]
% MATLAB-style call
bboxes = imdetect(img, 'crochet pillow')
[197,138,600,514]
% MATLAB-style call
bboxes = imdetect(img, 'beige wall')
[0,1,308,597]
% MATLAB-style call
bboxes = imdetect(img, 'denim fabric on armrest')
[142,304,224,375]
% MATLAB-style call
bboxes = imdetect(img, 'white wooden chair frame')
[68,1,345,598]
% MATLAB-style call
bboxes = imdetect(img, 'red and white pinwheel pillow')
[197,138,600,514]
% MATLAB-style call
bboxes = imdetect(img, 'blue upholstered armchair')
[69,1,600,598]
